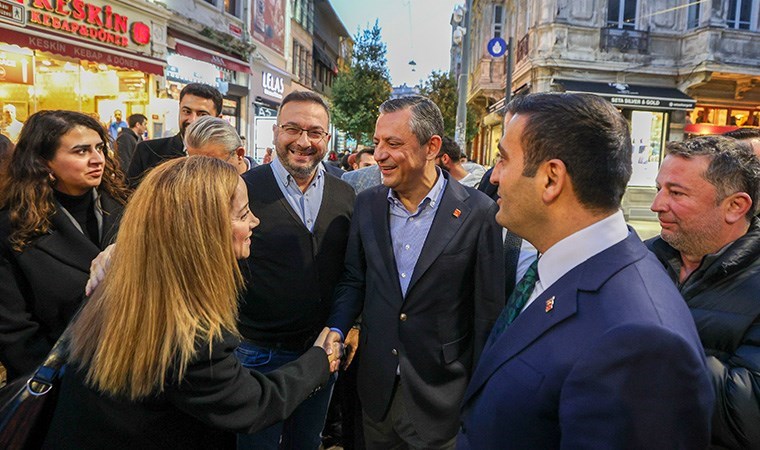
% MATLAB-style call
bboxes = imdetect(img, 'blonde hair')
[68,156,243,400]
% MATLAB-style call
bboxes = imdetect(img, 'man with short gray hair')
[326,95,503,449]
[648,135,760,449]
[185,116,255,174]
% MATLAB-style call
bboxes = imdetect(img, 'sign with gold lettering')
[25,0,151,49]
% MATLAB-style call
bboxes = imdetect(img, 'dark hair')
[722,127,760,141]
[127,114,147,128]
[179,83,223,117]
[506,93,632,211]
[0,134,13,165]
[379,95,444,146]
[666,136,760,221]
[438,136,463,161]
[355,147,375,163]
[0,110,129,250]
[279,91,330,121]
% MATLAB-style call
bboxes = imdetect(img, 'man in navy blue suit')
[458,93,714,449]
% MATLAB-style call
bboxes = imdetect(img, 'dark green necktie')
[487,258,539,346]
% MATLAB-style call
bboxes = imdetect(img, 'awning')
[0,23,165,75]
[174,40,251,74]
[554,79,696,111]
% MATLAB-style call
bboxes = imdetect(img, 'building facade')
[462,0,760,219]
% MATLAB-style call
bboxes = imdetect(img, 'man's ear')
[540,159,568,204]
[426,135,443,161]
[723,192,753,224]
[235,146,246,159]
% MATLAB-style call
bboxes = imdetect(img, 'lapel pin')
[452,208,461,218]
[545,296,555,313]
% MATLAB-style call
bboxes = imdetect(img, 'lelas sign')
[262,71,284,99]
[27,0,151,48]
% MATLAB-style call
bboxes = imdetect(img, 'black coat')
[43,332,330,449]
[647,220,760,450]
[114,128,141,172]
[327,174,504,445]
[0,191,123,380]
[126,134,184,188]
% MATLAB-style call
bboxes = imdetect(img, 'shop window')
[726,0,755,29]
[224,0,240,17]
[607,0,637,29]
[687,1,701,28]
[689,106,760,127]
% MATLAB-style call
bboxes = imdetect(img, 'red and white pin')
[545,296,555,313]
[452,208,462,218]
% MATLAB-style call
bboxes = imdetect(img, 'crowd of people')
[0,81,759,449]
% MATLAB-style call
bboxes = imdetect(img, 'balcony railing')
[600,27,649,53]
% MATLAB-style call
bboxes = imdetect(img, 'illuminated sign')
[262,71,283,99]
[26,0,151,48]
[0,49,34,85]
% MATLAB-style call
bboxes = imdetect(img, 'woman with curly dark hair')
[0,110,129,381]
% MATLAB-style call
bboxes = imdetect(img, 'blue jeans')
[235,341,336,450]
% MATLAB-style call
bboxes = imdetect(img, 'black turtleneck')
[53,189,100,246]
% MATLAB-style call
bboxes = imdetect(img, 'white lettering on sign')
[262,71,284,99]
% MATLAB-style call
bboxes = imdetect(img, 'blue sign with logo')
[487,37,508,57]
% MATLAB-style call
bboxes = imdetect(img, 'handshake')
[313,327,349,373]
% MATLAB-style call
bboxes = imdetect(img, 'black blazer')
[0,191,123,380]
[43,332,330,449]
[126,134,184,187]
[114,128,141,172]
[327,174,504,445]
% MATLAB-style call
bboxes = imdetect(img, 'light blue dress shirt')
[270,156,325,232]
[388,169,447,298]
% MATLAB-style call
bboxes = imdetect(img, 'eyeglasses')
[278,124,329,142]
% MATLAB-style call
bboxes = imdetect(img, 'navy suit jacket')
[328,173,504,445]
[457,231,714,449]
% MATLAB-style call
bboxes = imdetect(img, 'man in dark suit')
[114,113,146,171]
[238,91,355,449]
[458,93,714,449]
[126,83,222,187]
[327,96,504,449]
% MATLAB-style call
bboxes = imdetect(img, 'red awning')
[0,24,165,75]
[174,41,251,74]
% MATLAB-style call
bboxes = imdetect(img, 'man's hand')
[85,244,115,296]
[314,328,344,373]
[343,327,360,370]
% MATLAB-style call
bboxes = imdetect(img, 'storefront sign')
[262,71,283,99]
[0,0,25,26]
[0,48,33,84]
[252,0,284,54]
[26,0,151,48]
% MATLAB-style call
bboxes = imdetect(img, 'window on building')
[292,40,312,88]
[686,1,701,28]
[727,0,754,29]
[607,0,637,29]
[493,5,503,38]
[224,0,239,16]
[292,0,314,33]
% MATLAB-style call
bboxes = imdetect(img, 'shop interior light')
[41,60,52,66]
[98,64,108,71]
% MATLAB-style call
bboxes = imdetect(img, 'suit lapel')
[370,187,398,287]
[98,192,124,248]
[34,209,100,273]
[406,179,469,293]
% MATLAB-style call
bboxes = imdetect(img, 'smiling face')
[47,125,106,196]
[373,108,434,196]
[491,113,544,236]
[651,154,726,257]
[230,178,260,259]
[273,100,330,180]
[179,94,219,137]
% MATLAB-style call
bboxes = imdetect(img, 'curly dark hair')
[0,110,129,251]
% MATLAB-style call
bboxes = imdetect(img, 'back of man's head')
[507,93,632,212]
[438,136,463,162]
[666,136,760,221]
[185,116,242,158]
[180,83,224,117]
[128,114,147,129]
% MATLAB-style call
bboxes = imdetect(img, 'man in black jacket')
[238,91,355,449]
[126,83,222,187]
[114,113,146,171]
[647,135,760,449]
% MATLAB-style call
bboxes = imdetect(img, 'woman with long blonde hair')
[0,110,128,381]
[43,156,336,449]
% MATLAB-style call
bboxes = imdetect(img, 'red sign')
[27,0,150,48]
[0,26,164,75]
[229,23,242,38]
[0,48,33,84]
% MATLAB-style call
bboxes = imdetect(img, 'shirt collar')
[536,210,629,291]
[387,167,447,213]
[271,154,325,189]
